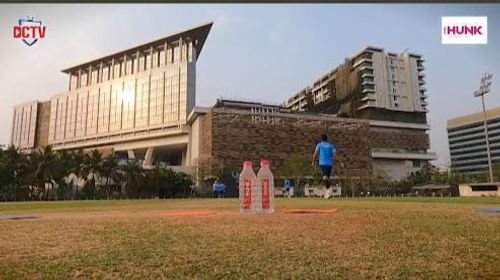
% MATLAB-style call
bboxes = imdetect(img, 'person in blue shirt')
[212,179,227,198]
[312,134,337,199]
[284,179,294,198]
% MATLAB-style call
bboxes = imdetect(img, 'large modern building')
[286,46,435,179]
[287,46,428,121]
[447,107,500,176]
[10,26,435,180]
[10,23,213,170]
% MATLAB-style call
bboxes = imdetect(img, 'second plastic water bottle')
[256,159,274,214]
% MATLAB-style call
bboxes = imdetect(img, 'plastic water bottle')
[239,161,257,214]
[257,159,274,214]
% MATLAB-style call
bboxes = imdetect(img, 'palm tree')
[120,161,145,198]
[0,148,6,198]
[81,149,104,199]
[71,149,86,199]
[53,149,84,200]
[28,146,59,200]
[0,146,28,201]
[101,153,120,199]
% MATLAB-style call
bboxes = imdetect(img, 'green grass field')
[1,197,499,279]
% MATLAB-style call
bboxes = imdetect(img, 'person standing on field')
[312,134,337,199]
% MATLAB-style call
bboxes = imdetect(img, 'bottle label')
[243,179,252,210]
[262,179,270,209]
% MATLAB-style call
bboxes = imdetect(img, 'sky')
[0,4,499,167]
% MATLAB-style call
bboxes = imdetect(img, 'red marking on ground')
[285,208,338,214]
[161,210,217,217]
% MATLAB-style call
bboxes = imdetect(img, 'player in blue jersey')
[312,134,337,199]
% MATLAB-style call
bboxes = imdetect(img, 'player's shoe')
[324,188,333,199]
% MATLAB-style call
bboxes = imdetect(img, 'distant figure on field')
[284,179,294,198]
[312,133,337,199]
[212,179,226,198]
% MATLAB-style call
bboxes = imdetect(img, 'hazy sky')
[1,4,499,166]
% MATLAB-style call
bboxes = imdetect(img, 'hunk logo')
[13,17,47,46]
[443,25,483,35]
[442,17,487,45]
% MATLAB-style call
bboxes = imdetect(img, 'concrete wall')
[459,184,500,197]
[369,126,430,151]
[202,108,373,177]
[372,159,421,181]
[188,114,203,166]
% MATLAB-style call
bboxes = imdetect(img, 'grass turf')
[0,197,499,279]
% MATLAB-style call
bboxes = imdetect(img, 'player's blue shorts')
[319,165,332,177]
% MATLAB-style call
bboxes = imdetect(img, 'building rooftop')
[214,98,288,110]
[447,106,500,128]
[61,22,213,74]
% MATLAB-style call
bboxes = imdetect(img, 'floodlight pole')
[474,73,494,183]
[480,93,494,183]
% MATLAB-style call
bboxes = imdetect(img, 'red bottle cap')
[243,161,253,168]
[260,160,270,168]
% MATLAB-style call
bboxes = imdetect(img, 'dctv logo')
[13,16,47,46]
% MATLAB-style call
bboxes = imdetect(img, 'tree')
[101,153,120,199]
[0,146,28,201]
[69,149,86,199]
[401,162,474,196]
[0,148,6,198]
[120,161,145,198]
[27,146,59,200]
[404,162,441,188]
[150,168,191,198]
[53,149,78,200]
[81,149,104,199]
[491,162,500,182]
[367,169,392,195]
[194,156,224,197]
[279,154,314,192]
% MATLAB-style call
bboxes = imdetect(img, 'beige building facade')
[10,100,39,151]
[10,23,213,170]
